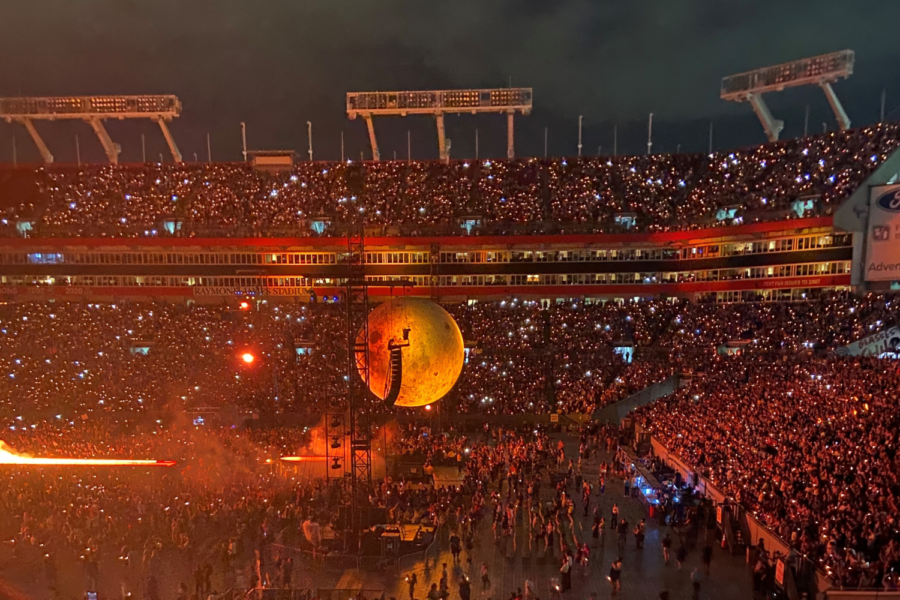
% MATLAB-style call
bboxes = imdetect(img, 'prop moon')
[358,297,464,407]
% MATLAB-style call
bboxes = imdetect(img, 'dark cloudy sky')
[1,0,898,163]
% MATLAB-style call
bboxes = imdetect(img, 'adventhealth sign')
[865,185,900,281]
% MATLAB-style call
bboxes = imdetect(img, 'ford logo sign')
[877,189,900,212]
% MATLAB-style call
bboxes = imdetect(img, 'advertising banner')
[866,185,900,281]
[833,326,900,358]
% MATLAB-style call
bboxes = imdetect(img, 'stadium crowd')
[0,66,896,600]
[0,124,897,238]
[0,290,892,593]
[0,294,893,425]
[0,420,326,594]
[0,417,567,599]
[635,355,900,589]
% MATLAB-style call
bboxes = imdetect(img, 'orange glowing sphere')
[358,298,464,407]
[241,352,255,364]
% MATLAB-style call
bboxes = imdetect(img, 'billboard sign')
[833,326,900,358]
[866,185,900,281]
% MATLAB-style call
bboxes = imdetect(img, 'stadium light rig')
[0,441,175,467]
[721,50,854,142]
[0,94,183,165]
[347,88,532,162]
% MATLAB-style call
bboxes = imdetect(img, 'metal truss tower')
[0,95,183,164]
[347,88,532,162]
[345,223,372,530]
[721,50,854,142]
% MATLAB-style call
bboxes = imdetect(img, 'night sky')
[1,0,898,164]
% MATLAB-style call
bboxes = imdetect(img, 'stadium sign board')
[866,184,900,281]
[191,286,312,298]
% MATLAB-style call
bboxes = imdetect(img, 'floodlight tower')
[721,50,854,142]
[347,88,533,162]
[0,95,183,164]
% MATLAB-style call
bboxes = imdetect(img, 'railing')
[782,561,802,600]
[225,589,385,600]
[226,589,312,600]
[268,542,361,572]
[0,206,827,241]
[396,413,588,427]
[317,590,384,600]
[397,517,444,572]
[720,512,739,554]
[826,593,900,600]
[0,219,689,240]
[592,375,681,424]
[556,413,590,428]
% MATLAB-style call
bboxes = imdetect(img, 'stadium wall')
[593,374,685,424]
[0,274,852,303]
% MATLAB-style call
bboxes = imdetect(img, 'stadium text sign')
[759,277,826,288]
[866,185,900,281]
[191,286,312,297]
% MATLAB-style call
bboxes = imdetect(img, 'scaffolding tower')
[0,95,183,164]
[721,50,854,142]
[345,224,373,531]
[347,88,532,162]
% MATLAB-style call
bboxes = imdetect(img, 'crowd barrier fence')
[635,426,832,599]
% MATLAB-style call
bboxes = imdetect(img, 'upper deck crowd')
[0,124,896,238]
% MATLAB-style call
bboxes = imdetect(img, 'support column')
[20,118,53,164]
[363,115,380,161]
[507,112,515,159]
[157,118,182,163]
[820,82,851,131]
[86,117,120,164]
[435,113,448,163]
[746,93,784,142]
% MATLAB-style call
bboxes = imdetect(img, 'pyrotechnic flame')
[0,441,175,467]
[280,456,327,462]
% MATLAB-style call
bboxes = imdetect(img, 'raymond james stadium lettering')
[192,287,309,297]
